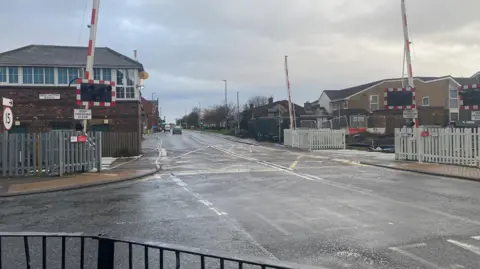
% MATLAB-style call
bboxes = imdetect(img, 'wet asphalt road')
[1,131,480,268]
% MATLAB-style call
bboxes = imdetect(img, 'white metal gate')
[283,129,345,150]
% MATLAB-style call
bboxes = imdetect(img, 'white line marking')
[171,146,211,159]
[254,213,289,236]
[447,239,480,256]
[472,235,480,240]
[108,155,143,170]
[396,242,427,249]
[389,247,440,268]
[169,174,227,216]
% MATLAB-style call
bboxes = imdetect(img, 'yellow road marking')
[289,155,302,170]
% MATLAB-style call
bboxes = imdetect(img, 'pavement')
[1,130,480,268]
[0,134,162,197]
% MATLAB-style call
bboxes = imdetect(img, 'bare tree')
[247,96,270,108]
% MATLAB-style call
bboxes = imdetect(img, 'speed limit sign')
[3,107,13,131]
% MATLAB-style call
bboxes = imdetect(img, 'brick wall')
[0,86,141,134]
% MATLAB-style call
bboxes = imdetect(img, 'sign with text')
[3,107,13,130]
[2,97,13,107]
[403,109,418,119]
[74,109,92,120]
[459,85,480,110]
[472,111,480,121]
[39,94,60,100]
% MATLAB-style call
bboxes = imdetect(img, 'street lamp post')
[222,80,227,128]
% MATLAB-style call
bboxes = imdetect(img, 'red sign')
[421,131,430,137]
[77,136,87,142]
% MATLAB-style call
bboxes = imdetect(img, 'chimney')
[268,97,274,104]
[134,50,138,61]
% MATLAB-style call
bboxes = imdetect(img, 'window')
[116,69,125,85]
[102,68,112,81]
[45,68,54,84]
[450,112,459,122]
[449,89,458,99]
[116,69,135,99]
[369,95,379,111]
[343,100,348,109]
[126,69,135,86]
[449,89,458,108]
[0,68,6,82]
[33,67,44,84]
[126,87,135,98]
[117,87,125,98]
[58,68,80,84]
[8,67,18,83]
[93,68,112,81]
[93,68,101,80]
[449,99,458,109]
[422,96,429,106]
[24,67,55,84]
[23,67,33,84]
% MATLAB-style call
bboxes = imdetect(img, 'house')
[140,97,159,133]
[318,74,480,124]
[250,97,305,119]
[0,44,146,134]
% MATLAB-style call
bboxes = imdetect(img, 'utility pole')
[222,79,227,127]
[284,56,294,129]
[236,91,240,135]
[83,0,100,133]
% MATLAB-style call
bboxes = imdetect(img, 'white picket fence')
[395,127,480,167]
[284,129,346,150]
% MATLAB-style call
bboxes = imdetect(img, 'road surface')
[1,131,480,268]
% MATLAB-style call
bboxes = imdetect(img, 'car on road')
[164,125,171,133]
[172,126,182,134]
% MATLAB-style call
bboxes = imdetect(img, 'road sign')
[403,109,418,119]
[74,109,92,120]
[3,107,13,131]
[39,94,60,100]
[472,111,480,121]
[2,97,13,107]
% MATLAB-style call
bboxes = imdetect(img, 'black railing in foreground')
[0,233,300,269]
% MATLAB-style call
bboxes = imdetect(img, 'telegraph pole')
[83,0,100,133]
[222,79,227,127]
[236,91,240,135]
[284,56,294,129]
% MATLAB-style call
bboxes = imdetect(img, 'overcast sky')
[2,0,480,122]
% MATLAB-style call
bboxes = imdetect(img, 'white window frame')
[449,89,458,109]
[369,95,379,112]
[57,67,81,85]
[343,100,348,109]
[422,96,430,106]
[115,69,137,100]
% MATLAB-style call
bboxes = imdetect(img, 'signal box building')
[0,44,145,134]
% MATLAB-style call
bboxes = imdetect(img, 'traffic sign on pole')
[3,107,13,130]
[2,97,13,107]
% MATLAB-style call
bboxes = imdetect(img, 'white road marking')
[171,146,211,159]
[107,155,143,170]
[254,212,289,236]
[191,133,480,226]
[472,235,480,240]
[169,174,227,216]
[447,239,480,256]
[395,242,427,249]
[389,247,440,269]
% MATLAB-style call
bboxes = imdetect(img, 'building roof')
[0,45,144,69]
[251,100,306,117]
[323,75,480,101]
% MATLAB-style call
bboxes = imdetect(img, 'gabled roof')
[323,76,480,101]
[251,100,305,117]
[323,80,384,101]
[0,45,143,69]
